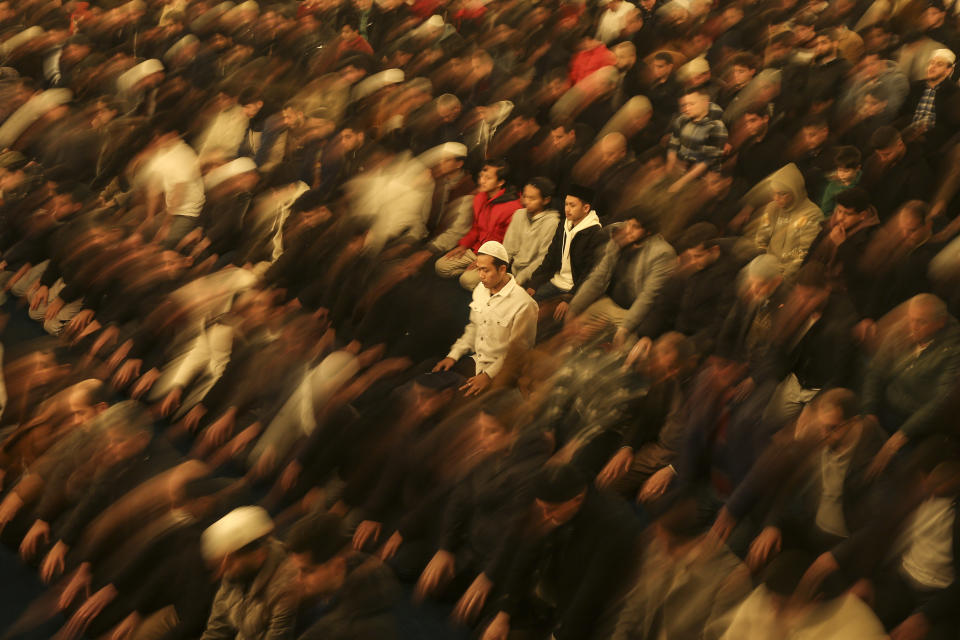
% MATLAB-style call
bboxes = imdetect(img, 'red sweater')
[569,45,617,85]
[458,188,522,252]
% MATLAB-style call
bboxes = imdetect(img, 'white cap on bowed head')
[477,241,509,263]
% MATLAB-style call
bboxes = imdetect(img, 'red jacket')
[458,188,522,252]
[569,45,616,85]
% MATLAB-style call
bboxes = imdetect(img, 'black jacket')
[498,490,640,639]
[527,221,607,295]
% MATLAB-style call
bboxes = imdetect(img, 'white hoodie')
[550,210,602,291]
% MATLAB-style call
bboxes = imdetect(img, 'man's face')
[684,244,716,272]
[436,102,461,124]
[813,35,835,59]
[652,59,673,81]
[897,211,927,247]
[679,92,709,120]
[291,553,346,597]
[475,413,510,454]
[802,125,828,150]
[536,493,585,527]
[477,165,503,194]
[771,188,794,209]
[926,56,953,84]
[339,128,362,151]
[859,93,885,119]
[521,184,547,215]
[550,126,575,151]
[730,64,755,89]
[922,6,946,29]
[615,218,646,246]
[742,113,767,138]
[834,204,863,230]
[340,24,359,38]
[222,548,264,580]
[476,254,505,289]
[564,195,589,222]
[436,155,462,177]
[817,404,852,449]
[875,138,905,166]
[907,300,944,344]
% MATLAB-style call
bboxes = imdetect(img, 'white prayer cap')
[426,14,445,28]
[678,55,710,82]
[164,34,198,62]
[0,26,45,58]
[417,141,468,166]
[931,48,956,66]
[191,0,234,30]
[477,241,509,263]
[226,0,259,17]
[117,58,164,93]
[657,0,690,15]
[203,157,258,191]
[351,68,405,102]
[201,506,274,561]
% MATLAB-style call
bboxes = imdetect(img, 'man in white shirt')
[596,0,637,44]
[434,241,538,396]
[139,131,206,248]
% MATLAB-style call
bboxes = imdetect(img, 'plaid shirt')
[912,85,938,129]
[667,103,728,170]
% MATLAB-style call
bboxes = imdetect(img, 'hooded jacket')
[753,163,824,277]
[527,211,606,294]
[457,187,522,252]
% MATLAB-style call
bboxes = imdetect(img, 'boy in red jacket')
[435,158,521,290]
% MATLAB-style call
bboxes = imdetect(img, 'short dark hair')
[799,114,829,131]
[870,125,901,151]
[834,186,871,212]
[770,30,795,48]
[287,513,349,564]
[616,205,659,233]
[682,86,709,98]
[729,52,759,71]
[237,87,261,106]
[525,176,556,200]
[742,103,770,119]
[676,222,719,252]
[483,158,510,183]
[833,145,861,169]
[339,10,361,31]
[653,51,674,65]
[550,117,576,134]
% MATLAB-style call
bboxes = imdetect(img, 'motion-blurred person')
[199,506,298,640]
[566,208,676,349]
